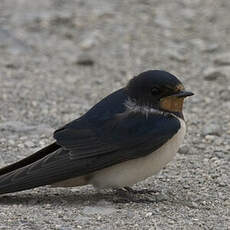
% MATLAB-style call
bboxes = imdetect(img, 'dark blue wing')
[54,88,181,162]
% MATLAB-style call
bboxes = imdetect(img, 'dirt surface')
[0,0,229,229]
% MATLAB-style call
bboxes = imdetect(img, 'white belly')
[90,118,186,188]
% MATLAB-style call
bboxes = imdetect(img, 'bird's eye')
[151,87,160,96]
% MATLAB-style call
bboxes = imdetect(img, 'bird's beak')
[173,90,194,98]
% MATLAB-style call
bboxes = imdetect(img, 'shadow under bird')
[0,70,193,195]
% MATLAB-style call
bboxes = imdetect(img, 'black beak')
[174,90,194,98]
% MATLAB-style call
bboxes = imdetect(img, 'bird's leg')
[124,186,159,194]
[112,187,159,203]
[123,186,135,193]
[114,187,129,196]
[111,187,132,203]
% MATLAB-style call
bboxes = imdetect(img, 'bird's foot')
[112,187,160,203]
[123,186,159,194]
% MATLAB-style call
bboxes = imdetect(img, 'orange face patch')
[160,96,184,113]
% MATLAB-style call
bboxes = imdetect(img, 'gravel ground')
[0,0,230,229]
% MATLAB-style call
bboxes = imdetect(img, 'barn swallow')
[0,70,193,195]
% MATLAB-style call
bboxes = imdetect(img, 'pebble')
[55,225,73,230]
[8,139,15,145]
[166,50,187,62]
[203,67,226,81]
[5,63,19,69]
[204,135,215,141]
[223,199,230,207]
[202,43,219,53]
[79,31,102,51]
[154,10,171,28]
[0,29,31,55]
[183,184,190,189]
[79,38,96,50]
[214,151,225,159]
[145,212,153,217]
[82,206,116,215]
[188,202,199,209]
[24,140,34,148]
[178,145,190,154]
[51,13,73,26]
[214,52,230,66]
[0,155,4,166]
[155,194,167,202]
[202,123,222,136]
[189,38,206,50]
[36,125,53,135]
[225,102,230,111]
[18,143,24,148]
[216,176,227,187]
[75,54,95,66]
[219,89,230,101]
[0,121,34,132]
[0,121,53,135]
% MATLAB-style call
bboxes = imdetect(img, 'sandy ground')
[0,0,229,229]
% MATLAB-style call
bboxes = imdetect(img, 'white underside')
[89,118,186,188]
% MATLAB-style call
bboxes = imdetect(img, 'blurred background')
[0,0,229,229]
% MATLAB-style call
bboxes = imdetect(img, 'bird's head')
[126,70,193,118]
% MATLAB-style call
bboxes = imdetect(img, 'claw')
[112,187,160,203]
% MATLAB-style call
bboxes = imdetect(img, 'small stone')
[227,155,230,162]
[75,54,95,66]
[203,67,226,81]
[190,39,206,50]
[0,121,34,132]
[155,10,171,28]
[205,135,215,141]
[155,194,167,202]
[219,89,230,101]
[5,63,19,69]
[18,143,24,148]
[166,50,187,62]
[214,53,230,66]
[82,206,115,215]
[183,184,190,189]
[51,12,73,26]
[79,31,101,51]
[55,225,70,230]
[202,123,222,136]
[8,139,15,145]
[196,143,206,149]
[189,202,199,209]
[214,151,225,159]
[223,199,230,207]
[178,145,190,154]
[216,177,227,187]
[80,38,95,50]
[36,124,53,135]
[145,212,153,217]
[202,43,219,53]
[0,155,4,167]
[24,141,34,148]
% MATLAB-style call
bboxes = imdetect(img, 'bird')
[0,70,193,195]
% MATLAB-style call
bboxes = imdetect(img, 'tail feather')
[0,143,62,195]
[0,143,60,176]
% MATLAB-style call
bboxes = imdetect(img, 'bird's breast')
[90,118,186,188]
